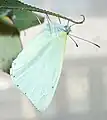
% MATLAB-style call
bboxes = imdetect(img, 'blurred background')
[0,0,107,119]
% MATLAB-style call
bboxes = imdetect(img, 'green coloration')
[13,10,44,31]
[10,23,67,112]
[0,18,22,73]
[0,0,85,24]
[0,1,44,31]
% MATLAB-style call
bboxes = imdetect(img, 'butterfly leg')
[58,17,61,24]
[45,14,52,34]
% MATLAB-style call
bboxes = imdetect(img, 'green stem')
[0,1,85,24]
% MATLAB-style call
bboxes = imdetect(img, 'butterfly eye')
[64,25,67,29]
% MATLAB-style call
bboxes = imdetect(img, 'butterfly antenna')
[46,14,51,23]
[66,20,69,27]
[68,35,78,47]
[46,14,52,34]
[69,34,100,48]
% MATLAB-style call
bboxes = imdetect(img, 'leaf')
[13,10,44,31]
[0,0,44,31]
[0,18,22,74]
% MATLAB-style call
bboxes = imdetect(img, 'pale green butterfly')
[10,15,100,112]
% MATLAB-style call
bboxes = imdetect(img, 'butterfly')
[10,15,100,112]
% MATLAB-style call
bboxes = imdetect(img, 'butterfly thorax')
[63,25,71,35]
[45,23,71,36]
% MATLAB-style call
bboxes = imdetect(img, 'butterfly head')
[45,15,100,48]
[64,25,71,35]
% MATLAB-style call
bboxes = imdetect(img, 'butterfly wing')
[10,25,67,112]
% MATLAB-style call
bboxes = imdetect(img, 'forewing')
[10,28,67,112]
